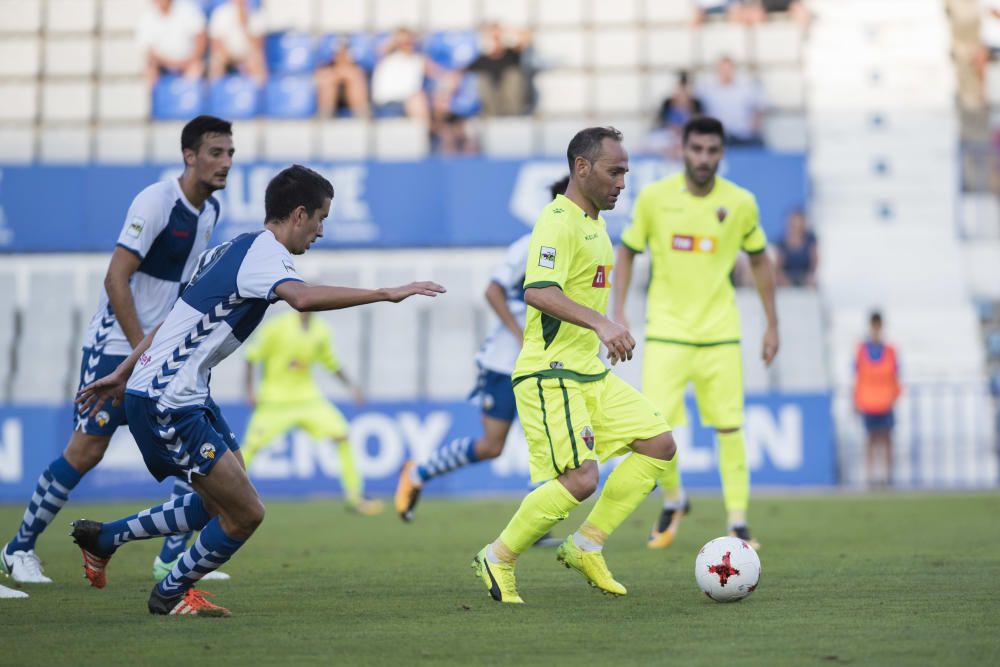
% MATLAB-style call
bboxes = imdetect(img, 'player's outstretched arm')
[485,281,523,343]
[76,323,162,415]
[275,280,446,312]
[525,285,635,364]
[748,251,779,365]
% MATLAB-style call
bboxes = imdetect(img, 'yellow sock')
[718,430,749,515]
[498,479,580,557]
[586,453,668,537]
[657,453,683,504]
[336,439,363,505]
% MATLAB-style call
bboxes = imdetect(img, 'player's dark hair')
[180,115,232,153]
[567,126,623,171]
[870,311,883,327]
[264,165,335,222]
[682,116,725,145]
[549,175,570,200]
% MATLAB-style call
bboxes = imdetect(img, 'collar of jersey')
[173,177,204,216]
[554,194,599,223]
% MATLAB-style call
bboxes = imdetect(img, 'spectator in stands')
[370,28,432,122]
[773,208,818,288]
[853,311,901,489]
[647,71,704,159]
[466,23,530,116]
[137,0,207,85]
[315,42,371,119]
[207,0,267,85]
[974,0,1000,91]
[694,0,754,25]
[696,56,764,146]
[429,73,479,155]
[745,0,810,28]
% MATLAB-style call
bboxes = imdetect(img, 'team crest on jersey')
[199,443,216,460]
[95,411,110,428]
[581,426,595,450]
[126,216,145,238]
[592,265,611,288]
[482,393,495,411]
[539,246,556,269]
[716,207,728,223]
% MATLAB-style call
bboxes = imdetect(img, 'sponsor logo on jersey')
[126,217,145,238]
[199,443,216,460]
[549,361,564,369]
[591,265,611,288]
[139,353,152,367]
[581,426,595,450]
[671,234,717,254]
[538,246,556,269]
[282,259,295,273]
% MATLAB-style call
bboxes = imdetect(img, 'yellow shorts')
[514,372,670,484]
[642,341,744,429]
[241,399,349,463]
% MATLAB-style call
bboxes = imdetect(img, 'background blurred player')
[394,176,569,523]
[70,165,445,617]
[1,115,233,585]
[471,127,676,604]
[612,116,778,550]
[853,311,901,488]
[242,310,382,515]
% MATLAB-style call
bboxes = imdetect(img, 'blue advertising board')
[0,393,834,503]
[0,152,806,252]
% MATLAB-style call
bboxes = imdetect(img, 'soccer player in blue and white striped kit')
[1,116,233,591]
[72,165,445,616]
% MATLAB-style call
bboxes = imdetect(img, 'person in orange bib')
[853,311,901,488]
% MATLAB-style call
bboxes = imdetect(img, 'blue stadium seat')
[209,74,261,119]
[347,32,389,72]
[424,31,479,70]
[987,330,1000,358]
[265,32,316,75]
[449,73,481,117]
[152,75,205,120]
[265,75,316,118]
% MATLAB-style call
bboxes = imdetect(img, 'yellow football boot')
[471,546,523,604]
[555,537,626,596]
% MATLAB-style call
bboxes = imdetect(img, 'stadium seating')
[153,76,206,120]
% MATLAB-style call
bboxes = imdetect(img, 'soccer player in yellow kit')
[242,309,382,515]
[612,117,779,550]
[471,127,676,604]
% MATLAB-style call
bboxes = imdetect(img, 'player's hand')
[75,366,129,417]
[383,281,447,303]
[351,386,365,406]
[612,309,631,333]
[762,324,779,366]
[596,318,635,365]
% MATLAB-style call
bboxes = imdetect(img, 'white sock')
[662,490,687,511]
[486,544,503,564]
[572,531,602,552]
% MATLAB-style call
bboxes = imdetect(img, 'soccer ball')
[695,536,761,602]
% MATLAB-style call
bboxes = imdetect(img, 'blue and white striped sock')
[156,518,244,597]
[6,456,82,554]
[157,480,194,564]
[96,493,209,556]
[414,437,479,483]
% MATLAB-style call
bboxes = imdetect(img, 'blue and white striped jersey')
[126,229,303,409]
[475,233,530,375]
[83,179,221,356]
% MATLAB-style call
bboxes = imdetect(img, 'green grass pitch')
[2,492,999,666]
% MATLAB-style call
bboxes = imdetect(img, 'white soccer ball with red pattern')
[695,536,761,602]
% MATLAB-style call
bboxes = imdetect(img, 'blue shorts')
[124,393,240,482]
[862,411,895,433]
[74,347,128,436]
[470,368,517,422]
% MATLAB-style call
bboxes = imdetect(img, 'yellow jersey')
[620,173,766,345]
[513,194,613,384]
[244,311,340,404]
